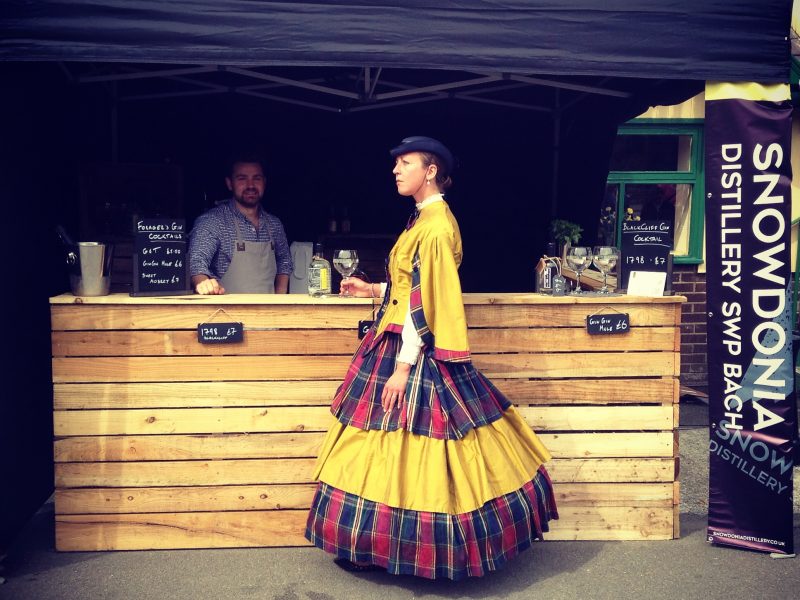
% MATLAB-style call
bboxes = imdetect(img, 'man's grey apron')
[221,216,277,293]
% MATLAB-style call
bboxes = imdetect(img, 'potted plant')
[548,219,583,259]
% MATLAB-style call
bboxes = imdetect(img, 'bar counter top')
[50,292,685,305]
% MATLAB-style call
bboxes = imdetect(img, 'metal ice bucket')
[67,242,114,296]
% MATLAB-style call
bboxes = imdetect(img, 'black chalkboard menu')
[619,220,672,290]
[130,218,193,296]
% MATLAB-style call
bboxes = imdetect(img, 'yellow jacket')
[372,201,471,362]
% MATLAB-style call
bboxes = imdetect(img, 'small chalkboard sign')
[619,220,672,290]
[586,313,630,335]
[358,320,374,339]
[552,274,567,296]
[197,322,244,344]
[131,218,192,296]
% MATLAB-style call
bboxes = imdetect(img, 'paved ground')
[1,402,798,600]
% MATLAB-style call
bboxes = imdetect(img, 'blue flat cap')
[390,136,455,175]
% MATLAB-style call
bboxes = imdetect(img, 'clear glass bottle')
[307,242,332,296]
[536,242,559,293]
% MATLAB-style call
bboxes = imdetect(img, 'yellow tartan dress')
[305,200,557,579]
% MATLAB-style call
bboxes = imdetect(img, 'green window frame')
[606,119,705,265]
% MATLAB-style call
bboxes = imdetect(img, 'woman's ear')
[427,163,438,182]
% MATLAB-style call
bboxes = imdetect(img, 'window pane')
[623,183,692,255]
[598,184,619,246]
[609,134,693,171]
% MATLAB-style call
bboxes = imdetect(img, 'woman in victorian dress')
[305,136,557,580]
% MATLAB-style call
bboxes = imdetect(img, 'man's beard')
[235,189,262,208]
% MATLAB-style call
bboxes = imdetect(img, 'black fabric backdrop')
[0,1,792,81]
[0,0,793,552]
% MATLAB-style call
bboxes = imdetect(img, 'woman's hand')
[340,277,375,297]
[381,362,411,412]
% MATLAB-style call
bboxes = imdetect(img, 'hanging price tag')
[586,313,630,335]
[197,322,244,344]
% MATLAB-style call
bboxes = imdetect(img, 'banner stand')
[704,81,797,555]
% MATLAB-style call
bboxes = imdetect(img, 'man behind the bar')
[188,152,292,294]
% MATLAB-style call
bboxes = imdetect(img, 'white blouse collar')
[416,193,445,210]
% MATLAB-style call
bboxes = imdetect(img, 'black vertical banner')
[705,83,796,554]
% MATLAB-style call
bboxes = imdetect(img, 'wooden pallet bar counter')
[50,292,684,551]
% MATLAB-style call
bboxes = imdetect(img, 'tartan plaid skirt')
[330,330,511,440]
[305,467,558,580]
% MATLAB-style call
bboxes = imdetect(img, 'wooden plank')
[52,355,352,383]
[492,378,676,405]
[673,504,681,539]
[552,483,674,507]
[54,407,336,436]
[53,378,677,410]
[53,405,671,436]
[515,405,674,432]
[55,482,674,515]
[55,458,319,487]
[52,352,676,382]
[546,506,674,540]
[55,484,318,514]
[53,381,341,409]
[55,510,311,551]
[55,505,674,550]
[51,327,679,357]
[465,304,679,328]
[541,432,674,459]
[469,327,678,353]
[546,458,675,483]
[474,352,677,379]
[55,457,674,488]
[51,329,363,357]
[54,432,327,462]
[50,301,680,331]
[50,304,374,331]
[53,431,673,462]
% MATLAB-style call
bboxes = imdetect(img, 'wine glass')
[333,249,359,296]
[592,246,619,294]
[566,246,592,294]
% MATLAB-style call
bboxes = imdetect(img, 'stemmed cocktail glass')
[592,246,619,294]
[333,250,359,296]
[566,246,592,294]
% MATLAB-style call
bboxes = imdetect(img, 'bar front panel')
[50,293,684,550]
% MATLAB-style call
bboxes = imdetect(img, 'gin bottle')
[307,243,331,296]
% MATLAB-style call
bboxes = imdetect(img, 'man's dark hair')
[226,151,267,178]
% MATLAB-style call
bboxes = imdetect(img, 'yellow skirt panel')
[314,406,551,515]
